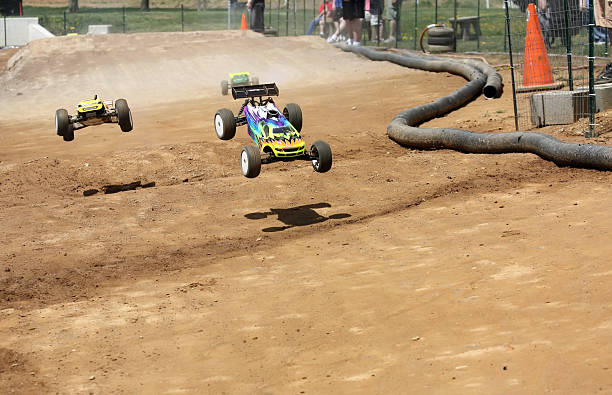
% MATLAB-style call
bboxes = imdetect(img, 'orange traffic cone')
[241,13,248,31]
[523,3,555,88]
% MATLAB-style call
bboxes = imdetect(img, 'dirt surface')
[1,31,611,394]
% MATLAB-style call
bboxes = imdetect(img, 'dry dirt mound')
[0,31,405,120]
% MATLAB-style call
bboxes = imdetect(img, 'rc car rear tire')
[214,109,236,140]
[310,140,332,173]
[251,76,259,85]
[283,103,303,132]
[55,109,70,137]
[221,80,229,96]
[241,145,261,178]
[115,99,133,132]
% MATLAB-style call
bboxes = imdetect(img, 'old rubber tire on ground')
[214,109,236,140]
[221,80,229,95]
[241,145,261,178]
[427,26,454,38]
[251,76,259,85]
[427,35,455,46]
[427,44,455,52]
[115,99,133,132]
[283,103,302,132]
[55,109,70,136]
[310,140,332,173]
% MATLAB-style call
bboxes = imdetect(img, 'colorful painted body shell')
[244,102,305,157]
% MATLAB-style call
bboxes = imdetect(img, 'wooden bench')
[447,16,481,41]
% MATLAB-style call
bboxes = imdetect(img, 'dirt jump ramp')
[336,44,612,171]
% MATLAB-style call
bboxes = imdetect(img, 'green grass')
[25,6,247,35]
[24,3,609,59]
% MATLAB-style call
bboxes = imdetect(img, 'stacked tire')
[427,26,455,52]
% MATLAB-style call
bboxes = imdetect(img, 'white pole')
[228,0,231,29]
[486,0,489,8]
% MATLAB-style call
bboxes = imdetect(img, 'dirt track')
[1,31,612,393]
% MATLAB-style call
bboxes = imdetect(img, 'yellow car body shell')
[77,98,104,113]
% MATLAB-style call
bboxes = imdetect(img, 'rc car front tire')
[115,99,133,132]
[62,122,74,142]
[241,146,261,178]
[214,109,236,140]
[310,140,332,173]
[55,109,70,137]
[283,103,303,132]
[221,80,229,96]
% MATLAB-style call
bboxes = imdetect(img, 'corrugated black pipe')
[335,44,612,171]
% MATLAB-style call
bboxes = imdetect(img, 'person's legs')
[389,19,396,39]
[306,16,321,35]
[351,19,362,43]
[327,16,346,42]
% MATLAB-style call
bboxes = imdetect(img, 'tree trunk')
[141,0,150,11]
[68,0,79,13]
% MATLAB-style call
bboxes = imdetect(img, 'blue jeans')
[307,16,322,35]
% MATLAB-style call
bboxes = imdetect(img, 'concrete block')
[594,83,612,110]
[529,89,605,127]
[1,17,53,46]
[87,25,112,35]
[29,23,54,41]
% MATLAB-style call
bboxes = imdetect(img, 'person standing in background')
[383,0,401,43]
[342,0,365,46]
[307,0,334,36]
[367,0,384,42]
[327,0,347,42]
[247,0,266,32]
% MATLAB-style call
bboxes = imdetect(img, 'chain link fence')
[505,0,602,136]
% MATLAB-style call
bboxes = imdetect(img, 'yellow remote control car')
[55,95,133,142]
[221,72,259,96]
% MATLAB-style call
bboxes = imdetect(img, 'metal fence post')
[377,6,381,46]
[122,6,126,33]
[228,0,231,29]
[453,0,457,51]
[413,0,418,50]
[563,0,573,91]
[504,0,519,131]
[588,0,596,137]
[435,0,437,24]
[477,0,480,51]
[181,4,184,32]
[64,11,67,35]
[4,15,7,47]
[395,1,399,48]
[303,0,306,34]
[294,0,297,35]
[277,0,280,33]
[286,0,289,36]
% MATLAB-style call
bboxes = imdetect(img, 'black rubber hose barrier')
[335,44,612,171]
